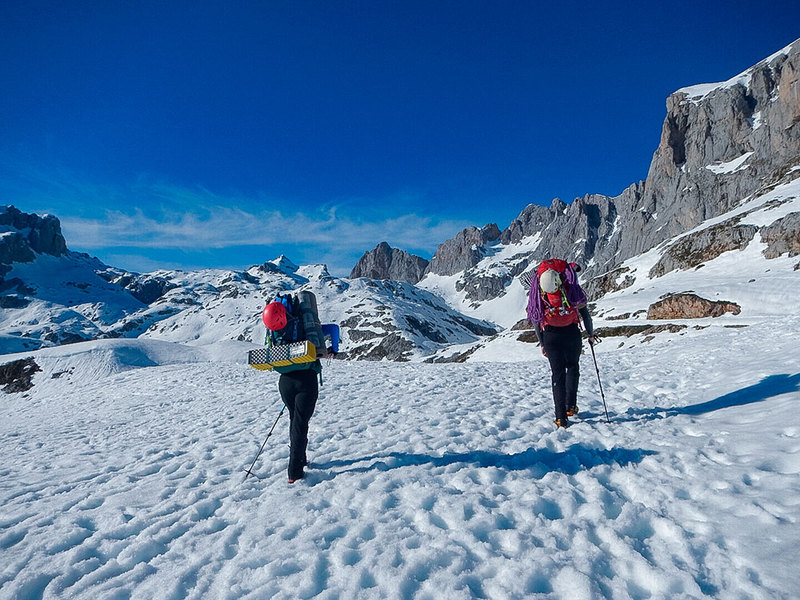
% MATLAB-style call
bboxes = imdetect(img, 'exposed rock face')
[97,270,179,305]
[474,40,800,290]
[760,212,800,258]
[501,199,567,245]
[0,205,68,259]
[649,221,759,277]
[583,267,636,300]
[0,233,36,273]
[1,205,69,279]
[349,332,415,361]
[425,224,501,276]
[647,293,741,319]
[613,41,800,266]
[456,272,511,302]
[0,357,41,393]
[500,195,622,274]
[350,242,429,284]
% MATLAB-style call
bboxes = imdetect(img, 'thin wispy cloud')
[4,163,474,273]
[53,182,470,256]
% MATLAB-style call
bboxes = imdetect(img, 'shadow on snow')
[623,373,800,422]
[314,444,656,477]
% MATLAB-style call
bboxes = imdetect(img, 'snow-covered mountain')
[0,220,497,360]
[414,37,799,316]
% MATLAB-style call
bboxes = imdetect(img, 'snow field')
[1,317,799,599]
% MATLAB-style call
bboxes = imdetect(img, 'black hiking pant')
[542,323,582,422]
[278,368,318,480]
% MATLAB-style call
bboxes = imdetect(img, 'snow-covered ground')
[2,310,799,599]
[2,173,799,598]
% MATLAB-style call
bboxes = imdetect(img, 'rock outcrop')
[425,224,501,276]
[1,205,68,258]
[760,212,800,258]
[583,266,636,300]
[350,242,429,284]
[1,205,69,277]
[96,269,178,305]
[0,357,41,393]
[647,293,741,319]
[649,220,759,277]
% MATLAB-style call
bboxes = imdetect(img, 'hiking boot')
[554,419,570,429]
[566,406,579,417]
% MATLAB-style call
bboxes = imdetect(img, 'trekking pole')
[589,341,611,423]
[244,404,286,480]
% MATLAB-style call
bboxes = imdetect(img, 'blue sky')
[1,1,797,276]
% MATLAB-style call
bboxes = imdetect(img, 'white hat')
[539,269,561,293]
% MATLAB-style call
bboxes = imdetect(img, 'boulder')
[647,293,741,319]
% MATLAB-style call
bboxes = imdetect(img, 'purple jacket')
[526,264,588,325]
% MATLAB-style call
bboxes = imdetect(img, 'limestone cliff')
[350,242,429,284]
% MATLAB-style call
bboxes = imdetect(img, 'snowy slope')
[0,253,146,353]
[1,310,798,599]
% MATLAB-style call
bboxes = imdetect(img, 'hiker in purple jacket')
[524,260,597,429]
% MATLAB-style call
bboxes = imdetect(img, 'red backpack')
[532,259,587,327]
[537,258,571,279]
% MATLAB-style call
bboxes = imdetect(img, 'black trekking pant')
[542,323,582,422]
[278,369,318,480]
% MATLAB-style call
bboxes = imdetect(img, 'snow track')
[1,320,799,599]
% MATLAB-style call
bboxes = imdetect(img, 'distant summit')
[350,242,429,284]
[1,205,68,277]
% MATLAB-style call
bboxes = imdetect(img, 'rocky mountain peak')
[424,224,501,277]
[350,242,429,284]
[632,38,800,252]
[1,205,69,278]
[492,38,800,286]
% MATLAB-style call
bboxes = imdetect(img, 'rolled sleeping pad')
[297,290,324,350]
[322,324,340,353]
[297,289,318,314]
